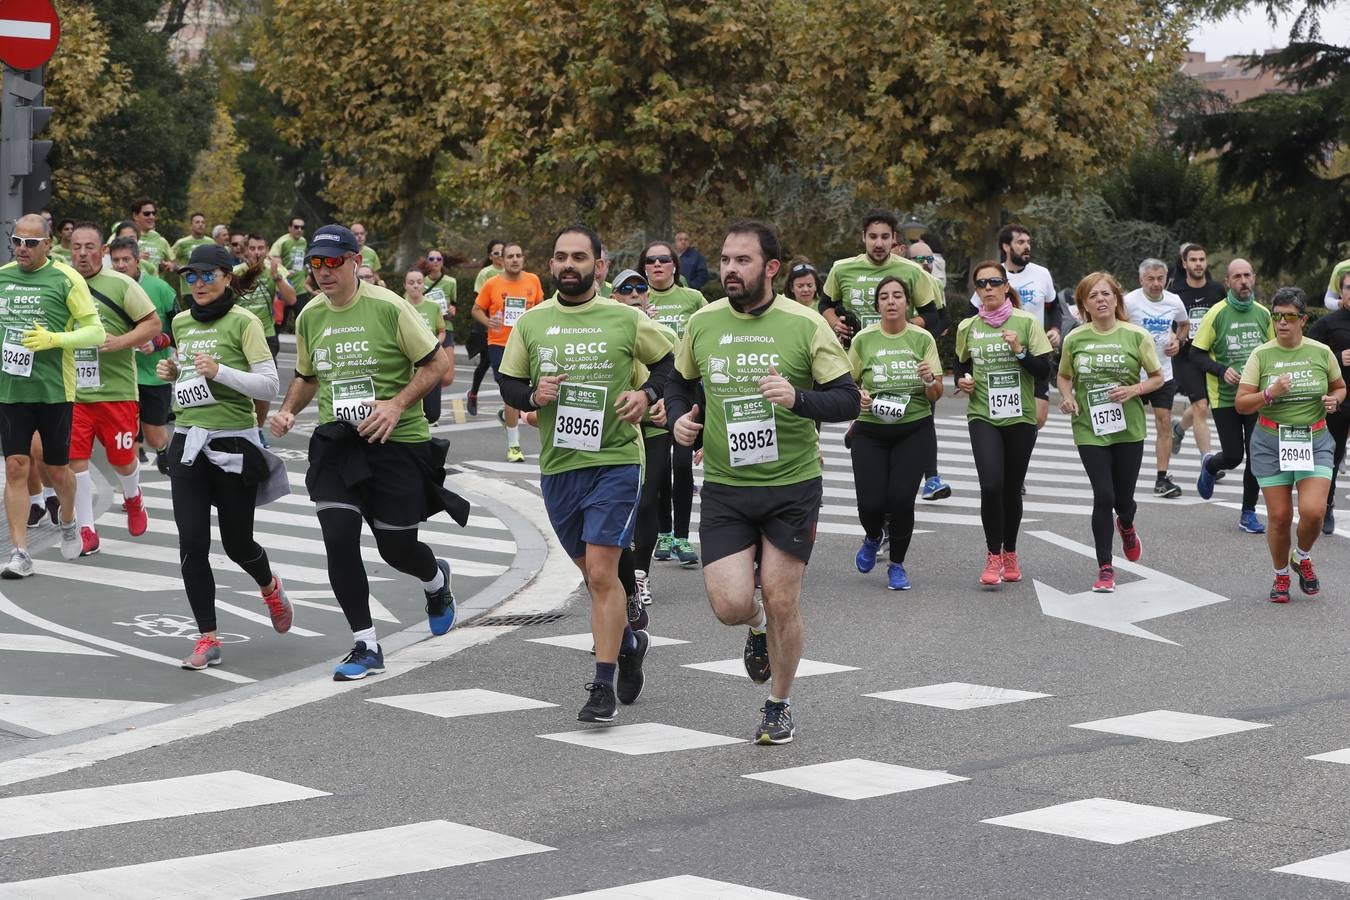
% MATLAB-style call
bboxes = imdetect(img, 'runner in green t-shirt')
[67,224,163,556]
[498,225,675,724]
[0,214,107,577]
[1325,258,1350,310]
[954,261,1055,588]
[1192,258,1275,536]
[269,216,309,301]
[846,275,943,592]
[155,243,291,672]
[1056,272,1164,593]
[820,209,941,344]
[272,225,458,682]
[127,197,173,278]
[667,220,858,746]
[1234,287,1346,602]
[235,234,298,432]
[402,268,448,425]
[109,235,180,472]
[170,213,214,268]
[640,240,707,565]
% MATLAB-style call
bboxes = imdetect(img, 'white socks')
[421,569,445,593]
[41,486,55,500]
[353,627,379,652]
[118,462,140,502]
[74,470,94,530]
[750,606,767,633]
[506,425,520,446]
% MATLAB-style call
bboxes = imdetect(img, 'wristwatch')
[642,386,658,405]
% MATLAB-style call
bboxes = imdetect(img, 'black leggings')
[968,419,1038,554]
[171,460,273,634]
[849,418,934,562]
[318,507,439,633]
[634,432,672,570]
[469,351,491,395]
[1077,441,1144,565]
[657,442,694,538]
[1205,406,1258,510]
[1327,410,1349,511]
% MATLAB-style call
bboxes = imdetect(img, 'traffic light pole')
[0,65,52,264]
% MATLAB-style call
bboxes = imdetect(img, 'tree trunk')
[640,177,673,245]
[393,157,436,273]
[976,195,1004,264]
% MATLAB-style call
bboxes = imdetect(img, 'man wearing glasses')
[270,216,310,314]
[472,241,543,462]
[129,197,172,279]
[0,215,108,576]
[270,225,459,681]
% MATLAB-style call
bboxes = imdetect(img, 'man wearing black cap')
[270,224,459,681]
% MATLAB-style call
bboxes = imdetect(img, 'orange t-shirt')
[475,272,544,347]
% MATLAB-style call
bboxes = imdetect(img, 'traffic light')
[22,92,52,213]
[1,66,54,263]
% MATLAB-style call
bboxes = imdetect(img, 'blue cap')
[305,224,359,259]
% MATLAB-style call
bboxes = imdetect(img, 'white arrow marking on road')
[0,20,52,40]
[1026,529,1230,645]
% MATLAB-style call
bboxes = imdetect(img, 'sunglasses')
[9,236,43,248]
[290,224,304,230]
[643,255,673,265]
[616,283,650,295]
[139,210,156,217]
[910,255,935,264]
[427,255,443,262]
[974,277,1007,288]
[183,271,220,285]
[789,264,816,276]
[1271,312,1305,323]
[490,250,503,258]
[307,255,350,269]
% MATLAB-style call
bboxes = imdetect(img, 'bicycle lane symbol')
[113,614,250,644]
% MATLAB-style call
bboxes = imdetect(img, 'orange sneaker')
[1001,551,1022,582]
[979,552,1004,586]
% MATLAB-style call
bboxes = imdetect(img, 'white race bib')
[502,296,527,327]
[987,371,1022,420]
[174,372,216,408]
[426,288,450,317]
[870,394,911,423]
[290,248,304,270]
[724,395,778,467]
[1087,386,1126,437]
[331,376,376,424]
[74,348,100,389]
[554,382,606,452]
[1278,424,1314,472]
[2,327,33,377]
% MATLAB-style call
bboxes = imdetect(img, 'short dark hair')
[56,217,75,231]
[246,233,267,245]
[502,241,523,255]
[289,216,304,226]
[862,208,898,234]
[113,220,139,238]
[190,211,206,221]
[1271,286,1307,314]
[998,223,1030,254]
[108,236,139,257]
[71,221,104,243]
[1182,243,1207,260]
[724,220,780,265]
[129,196,154,215]
[553,223,603,259]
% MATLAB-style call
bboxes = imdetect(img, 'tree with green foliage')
[185,104,245,228]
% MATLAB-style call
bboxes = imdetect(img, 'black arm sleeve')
[664,369,700,426]
[641,352,675,399]
[914,301,946,336]
[1018,352,1053,380]
[1190,342,1229,377]
[1045,297,1064,333]
[790,373,861,423]
[953,356,972,381]
[498,374,537,411]
[817,296,840,316]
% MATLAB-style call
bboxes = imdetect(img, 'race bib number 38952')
[724,395,778,467]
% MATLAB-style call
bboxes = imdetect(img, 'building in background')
[1180,50,1295,102]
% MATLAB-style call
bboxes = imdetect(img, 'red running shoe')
[1093,565,1116,593]
[980,552,1004,586]
[1269,572,1291,603]
[1116,516,1141,562]
[1001,551,1022,583]
[79,526,100,557]
[261,577,293,633]
[123,492,148,537]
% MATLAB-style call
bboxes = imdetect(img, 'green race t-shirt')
[233,263,279,338]
[847,323,942,425]
[270,235,309,293]
[49,246,71,265]
[1240,338,1340,427]
[294,282,439,443]
[78,268,157,403]
[136,274,180,385]
[169,305,272,430]
[407,297,444,338]
[648,284,706,338]
[824,253,940,328]
[954,308,1054,427]
[500,295,674,475]
[676,294,851,487]
[425,275,457,320]
[640,319,679,439]
[359,245,381,272]
[1326,258,1350,304]
[0,258,102,403]
[139,230,171,273]
[1191,297,1274,408]
[171,236,214,267]
[473,264,503,293]
[1058,321,1163,446]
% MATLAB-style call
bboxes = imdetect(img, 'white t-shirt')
[1124,288,1188,382]
[970,262,1057,326]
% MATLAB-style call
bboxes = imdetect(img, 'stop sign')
[0,0,59,71]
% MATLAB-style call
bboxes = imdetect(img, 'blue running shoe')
[425,559,456,635]
[333,641,385,681]
[855,536,882,573]
[921,476,951,501]
[887,562,912,591]
[1239,509,1266,534]
[1196,452,1217,500]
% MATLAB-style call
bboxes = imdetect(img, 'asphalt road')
[3,380,1350,898]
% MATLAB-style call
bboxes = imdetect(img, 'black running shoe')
[626,591,649,632]
[25,502,43,528]
[743,628,770,684]
[465,391,479,416]
[1153,475,1182,498]
[616,630,649,705]
[44,495,58,525]
[755,700,794,745]
[578,682,617,723]
[1291,553,1320,596]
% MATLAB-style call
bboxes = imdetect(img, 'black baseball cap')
[305,224,360,260]
[178,244,234,273]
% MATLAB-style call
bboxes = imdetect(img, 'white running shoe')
[1,549,34,578]
[60,521,81,560]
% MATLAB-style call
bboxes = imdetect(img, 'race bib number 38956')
[554,382,606,452]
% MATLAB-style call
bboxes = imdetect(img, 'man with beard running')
[1171,243,1228,459]
[668,221,859,745]
[497,225,674,722]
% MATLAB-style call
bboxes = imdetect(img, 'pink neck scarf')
[979,299,1014,328]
